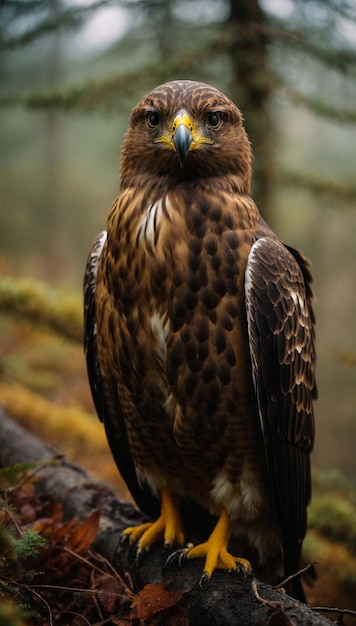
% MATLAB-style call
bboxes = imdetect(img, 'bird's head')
[120,80,252,194]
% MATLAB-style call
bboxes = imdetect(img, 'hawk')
[84,80,316,601]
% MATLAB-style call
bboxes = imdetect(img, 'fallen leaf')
[130,583,185,621]
[95,572,133,614]
[67,508,101,554]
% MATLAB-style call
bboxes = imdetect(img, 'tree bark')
[228,0,275,223]
[0,409,333,626]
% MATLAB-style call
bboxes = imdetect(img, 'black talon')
[164,547,187,571]
[198,571,210,590]
[164,548,181,569]
[136,545,150,566]
[163,549,176,574]
[179,549,188,567]
[163,542,174,557]
[237,562,249,579]
[120,533,130,545]
[128,542,139,563]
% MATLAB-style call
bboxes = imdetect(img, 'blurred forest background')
[0,0,356,613]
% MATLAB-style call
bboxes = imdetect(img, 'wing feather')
[83,231,160,519]
[245,236,316,582]
[83,231,107,419]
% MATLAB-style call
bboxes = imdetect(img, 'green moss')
[308,495,356,553]
[12,529,47,560]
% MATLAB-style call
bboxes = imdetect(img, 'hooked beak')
[172,111,193,167]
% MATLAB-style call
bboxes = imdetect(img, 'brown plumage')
[84,80,316,600]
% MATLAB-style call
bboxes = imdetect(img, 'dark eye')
[147,111,160,128]
[207,111,222,129]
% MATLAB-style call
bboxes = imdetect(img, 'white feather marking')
[210,466,265,521]
[137,199,163,245]
[89,231,107,284]
[150,313,170,376]
[244,238,266,300]
[150,313,168,344]
[290,289,306,313]
[239,466,264,514]
[136,468,167,495]
[165,393,180,421]
[86,231,107,340]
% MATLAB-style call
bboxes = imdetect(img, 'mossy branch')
[277,170,356,201]
[2,20,355,113]
[270,23,356,73]
[282,85,356,124]
[0,31,238,112]
[0,381,107,457]
[0,0,111,49]
[0,278,82,343]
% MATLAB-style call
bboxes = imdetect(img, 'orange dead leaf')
[67,508,101,554]
[50,502,66,524]
[30,504,63,538]
[130,582,186,622]
[31,516,59,538]
[54,517,79,541]
[95,572,133,614]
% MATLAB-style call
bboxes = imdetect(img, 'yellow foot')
[166,507,251,585]
[186,542,251,578]
[122,488,184,555]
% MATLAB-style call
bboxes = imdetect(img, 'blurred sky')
[77,2,131,50]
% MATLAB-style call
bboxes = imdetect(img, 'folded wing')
[245,236,316,588]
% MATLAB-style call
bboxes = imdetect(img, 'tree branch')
[0,409,334,625]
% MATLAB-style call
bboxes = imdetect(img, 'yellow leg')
[122,488,184,553]
[184,507,251,580]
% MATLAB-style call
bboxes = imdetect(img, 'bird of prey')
[84,80,316,601]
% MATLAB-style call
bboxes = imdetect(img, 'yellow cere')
[156,108,213,152]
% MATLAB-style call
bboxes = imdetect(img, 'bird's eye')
[147,111,160,128]
[207,112,222,129]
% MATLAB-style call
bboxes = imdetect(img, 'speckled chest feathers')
[96,179,268,513]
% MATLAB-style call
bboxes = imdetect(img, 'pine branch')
[1,17,354,114]
[0,31,238,111]
[282,85,356,124]
[269,22,356,73]
[0,0,112,49]
[278,170,356,202]
[315,0,356,24]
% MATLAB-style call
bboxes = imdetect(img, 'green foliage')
[309,495,356,553]
[0,463,42,489]
[303,470,356,597]
[0,467,47,624]
[313,468,356,498]
[12,530,46,560]
[0,277,82,342]
[0,27,243,111]
[283,85,356,125]
[0,0,109,50]
[0,599,27,626]
[309,469,356,557]
[278,169,356,201]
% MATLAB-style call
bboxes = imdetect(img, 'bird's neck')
[120,171,251,198]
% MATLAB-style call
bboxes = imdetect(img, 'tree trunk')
[0,409,333,626]
[228,0,275,223]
